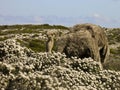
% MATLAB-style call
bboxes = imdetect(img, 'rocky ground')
[0,25,120,90]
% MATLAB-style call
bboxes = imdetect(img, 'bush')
[28,39,46,52]
[110,48,119,55]
[106,28,120,44]
[0,39,120,90]
[104,59,120,71]
[0,24,69,31]
[17,39,46,52]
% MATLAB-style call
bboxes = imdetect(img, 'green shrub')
[17,39,46,52]
[0,29,41,35]
[110,48,120,55]
[0,24,69,31]
[28,39,46,52]
[104,59,120,71]
[107,28,120,44]
[0,37,8,41]
[110,49,118,54]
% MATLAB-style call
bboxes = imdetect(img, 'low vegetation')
[0,24,69,30]
[106,28,120,44]
[17,39,46,52]
[0,39,120,90]
[104,28,120,71]
[0,24,120,89]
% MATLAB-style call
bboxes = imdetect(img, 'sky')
[0,0,120,27]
